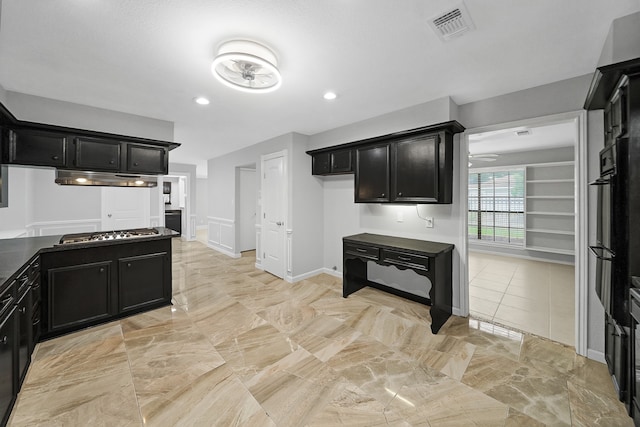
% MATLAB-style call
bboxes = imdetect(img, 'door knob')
[108,214,112,218]
[276,221,283,226]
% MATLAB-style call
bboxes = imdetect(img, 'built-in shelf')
[526,195,574,199]
[526,179,574,183]
[525,246,575,256]
[527,228,575,236]
[525,162,575,256]
[527,211,575,216]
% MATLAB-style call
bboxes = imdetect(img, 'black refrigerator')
[585,58,640,417]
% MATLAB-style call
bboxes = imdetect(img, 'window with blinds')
[468,169,525,245]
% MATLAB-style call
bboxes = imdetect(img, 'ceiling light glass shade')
[211,40,282,93]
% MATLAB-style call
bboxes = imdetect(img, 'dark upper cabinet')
[392,135,438,203]
[72,137,121,171]
[311,149,353,175]
[307,121,463,204]
[5,129,67,167]
[126,143,168,174]
[356,144,390,202]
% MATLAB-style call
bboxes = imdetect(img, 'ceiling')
[1,1,639,177]
[468,121,576,155]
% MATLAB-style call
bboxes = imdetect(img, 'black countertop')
[343,233,454,256]
[0,227,178,285]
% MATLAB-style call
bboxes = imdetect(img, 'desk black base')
[342,233,454,334]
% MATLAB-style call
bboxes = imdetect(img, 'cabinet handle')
[20,307,27,314]
[133,162,139,166]
[99,267,105,273]
[109,160,115,164]
[127,263,132,268]
[355,248,368,253]
[381,193,385,197]
[52,155,59,160]
[398,192,403,197]
[1,336,7,345]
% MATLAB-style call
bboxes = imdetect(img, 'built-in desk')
[342,233,454,334]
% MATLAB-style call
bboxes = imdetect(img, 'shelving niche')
[525,162,575,255]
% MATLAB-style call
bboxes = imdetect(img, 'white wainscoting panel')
[255,224,262,269]
[190,215,197,240]
[207,217,239,258]
[28,219,102,237]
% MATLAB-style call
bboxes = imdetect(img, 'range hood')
[55,170,157,187]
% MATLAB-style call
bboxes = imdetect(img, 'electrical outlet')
[425,217,434,228]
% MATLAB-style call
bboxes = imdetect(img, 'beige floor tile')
[500,293,549,313]
[8,241,627,427]
[470,277,510,293]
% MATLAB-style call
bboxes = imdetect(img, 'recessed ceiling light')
[323,91,337,100]
[194,97,210,105]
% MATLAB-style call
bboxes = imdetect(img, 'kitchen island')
[0,227,178,426]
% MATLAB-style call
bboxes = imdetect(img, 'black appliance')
[585,59,640,415]
[165,210,181,234]
[630,282,640,425]
[57,228,159,245]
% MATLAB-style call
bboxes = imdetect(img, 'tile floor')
[468,251,575,347]
[7,240,630,426]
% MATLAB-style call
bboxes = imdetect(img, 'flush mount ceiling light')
[323,91,337,100]
[211,40,281,93]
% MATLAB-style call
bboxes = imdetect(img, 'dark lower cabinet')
[0,307,16,427]
[40,238,173,340]
[16,289,31,388]
[119,252,169,313]
[48,261,114,333]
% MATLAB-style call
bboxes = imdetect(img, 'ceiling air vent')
[428,2,475,42]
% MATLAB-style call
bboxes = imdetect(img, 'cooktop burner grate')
[58,228,160,245]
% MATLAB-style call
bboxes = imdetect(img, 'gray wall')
[458,75,593,129]
[598,11,640,67]
[196,178,208,228]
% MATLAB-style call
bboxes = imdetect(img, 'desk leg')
[343,257,368,298]
[429,251,453,334]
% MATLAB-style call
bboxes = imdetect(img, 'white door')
[102,187,151,230]
[239,168,257,252]
[261,152,287,278]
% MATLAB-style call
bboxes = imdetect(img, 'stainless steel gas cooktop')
[58,228,159,245]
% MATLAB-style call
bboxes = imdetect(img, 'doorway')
[260,150,288,279]
[101,187,150,230]
[461,112,588,354]
[237,166,257,252]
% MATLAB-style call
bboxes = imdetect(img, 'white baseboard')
[254,262,264,271]
[322,268,342,278]
[207,242,241,259]
[291,268,326,283]
[587,349,606,364]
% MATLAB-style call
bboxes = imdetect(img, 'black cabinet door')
[73,137,121,171]
[165,211,181,234]
[7,129,66,167]
[312,152,331,175]
[392,135,439,203]
[16,290,31,388]
[119,252,169,313]
[331,150,353,173]
[0,307,16,427]
[48,261,113,332]
[126,144,167,174]
[356,144,390,202]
